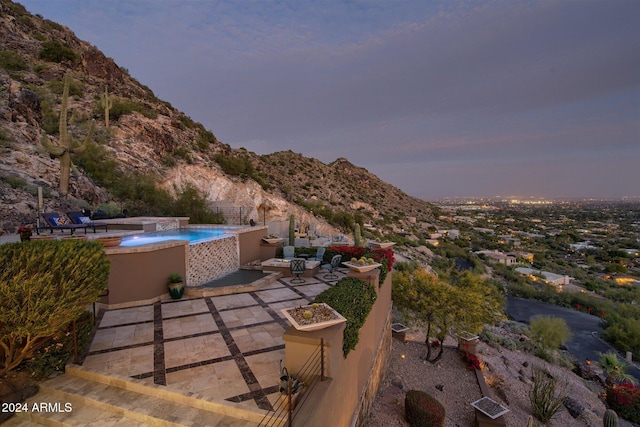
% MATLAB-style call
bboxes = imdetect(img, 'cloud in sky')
[18,0,640,199]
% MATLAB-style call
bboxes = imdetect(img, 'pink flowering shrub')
[606,382,640,423]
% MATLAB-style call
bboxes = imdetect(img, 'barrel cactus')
[604,409,619,427]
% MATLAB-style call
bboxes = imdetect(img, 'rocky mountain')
[0,0,437,238]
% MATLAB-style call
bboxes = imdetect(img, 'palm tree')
[599,351,637,386]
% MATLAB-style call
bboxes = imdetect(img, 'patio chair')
[289,259,306,284]
[321,254,342,280]
[311,246,326,262]
[39,212,89,235]
[67,211,109,233]
[283,245,296,260]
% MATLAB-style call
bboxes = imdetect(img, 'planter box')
[459,332,480,355]
[281,303,346,331]
[262,238,282,244]
[342,261,381,273]
[471,396,509,419]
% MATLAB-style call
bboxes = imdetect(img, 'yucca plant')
[529,365,567,423]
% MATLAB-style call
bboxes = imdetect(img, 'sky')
[17,0,640,200]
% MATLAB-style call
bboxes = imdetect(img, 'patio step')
[9,365,263,427]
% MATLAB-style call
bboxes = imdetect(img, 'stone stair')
[6,365,264,426]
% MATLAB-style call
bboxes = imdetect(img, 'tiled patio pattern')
[82,267,350,415]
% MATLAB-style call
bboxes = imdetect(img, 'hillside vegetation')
[0,0,436,238]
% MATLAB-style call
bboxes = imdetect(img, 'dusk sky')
[18,0,640,200]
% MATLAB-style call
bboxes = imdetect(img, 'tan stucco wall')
[102,242,187,306]
[282,269,392,426]
[237,226,279,264]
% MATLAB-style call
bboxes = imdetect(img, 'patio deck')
[7,267,350,426]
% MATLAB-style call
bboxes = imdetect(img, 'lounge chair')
[283,245,296,260]
[39,212,89,235]
[321,255,342,280]
[67,211,108,233]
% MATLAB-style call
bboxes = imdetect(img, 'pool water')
[120,227,239,247]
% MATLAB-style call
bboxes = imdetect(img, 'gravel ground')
[367,328,636,427]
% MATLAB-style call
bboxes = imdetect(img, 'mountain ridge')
[0,0,437,238]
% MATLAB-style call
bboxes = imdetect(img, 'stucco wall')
[282,269,392,426]
[102,242,187,306]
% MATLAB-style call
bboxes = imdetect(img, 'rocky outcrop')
[0,0,435,236]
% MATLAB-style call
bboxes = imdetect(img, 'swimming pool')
[120,227,241,247]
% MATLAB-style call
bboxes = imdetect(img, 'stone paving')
[80,267,349,416]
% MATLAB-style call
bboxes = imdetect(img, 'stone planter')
[62,235,88,241]
[30,234,56,241]
[96,236,122,247]
[281,303,346,331]
[458,332,480,355]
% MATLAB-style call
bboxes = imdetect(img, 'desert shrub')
[606,383,640,423]
[0,241,109,376]
[171,182,225,224]
[313,277,377,357]
[405,389,445,427]
[0,50,27,71]
[2,175,27,189]
[529,365,567,423]
[108,98,157,120]
[214,153,255,177]
[48,77,83,97]
[529,316,572,350]
[39,40,78,63]
[26,311,93,378]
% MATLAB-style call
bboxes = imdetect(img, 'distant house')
[476,250,516,266]
[498,235,521,247]
[570,242,598,251]
[508,251,535,263]
[515,267,573,286]
[621,248,640,257]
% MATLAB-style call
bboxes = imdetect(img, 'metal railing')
[258,338,326,427]
[210,206,255,225]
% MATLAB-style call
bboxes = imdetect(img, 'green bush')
[108,98,157,121]
[529,316,572,350]
[39,40,78,63]
[405,390,445,427]
[0,240,109,376]
[0,50,27,71]
[313,277,377,356]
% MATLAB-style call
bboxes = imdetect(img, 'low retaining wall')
[282,269,392,426]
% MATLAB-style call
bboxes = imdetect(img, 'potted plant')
[18,225,32,241]
[168,273,185,299]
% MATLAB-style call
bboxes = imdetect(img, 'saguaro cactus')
[41,72,94,196]
[100,85,112,127]
[289,214,295,246]
[354,223,363,247]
